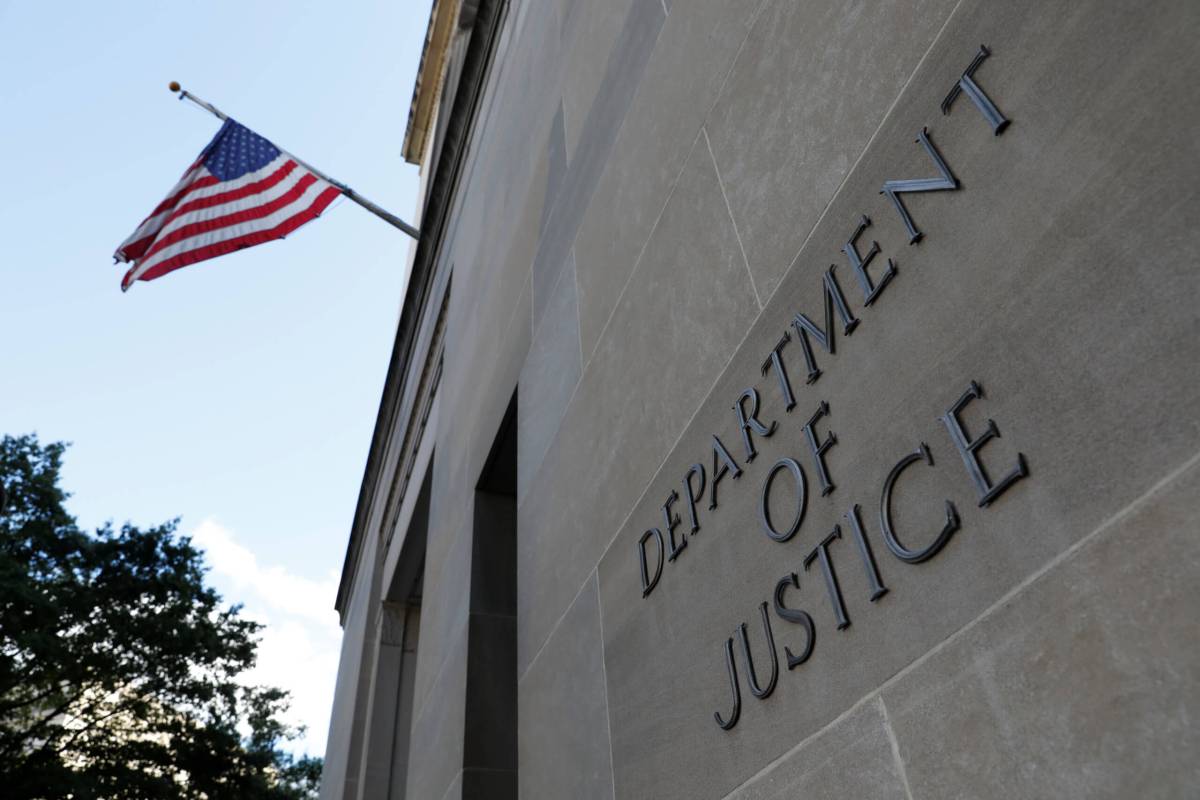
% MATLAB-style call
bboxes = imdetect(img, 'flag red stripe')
[118,235,159,263]
[156,160,299,232]
[125,186,341,288]
[147,173,220,218]
[139,174,320,262]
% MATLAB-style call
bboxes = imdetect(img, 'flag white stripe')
[127,177,334,282]
[148,162,313,249]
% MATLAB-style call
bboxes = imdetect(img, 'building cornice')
[402,0,460,166]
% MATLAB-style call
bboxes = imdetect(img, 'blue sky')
[0,0,432,756]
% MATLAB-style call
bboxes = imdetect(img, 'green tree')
[0,434,322,799]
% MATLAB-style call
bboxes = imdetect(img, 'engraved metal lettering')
[737,602,779,699]
[802,400,838,496]
[758,457,807,543]
[791,265,861,379]
[761,331,797,412]
[774,573,816,669]
[683,463,706,534]
[941,45,1009,135]
[709,434,742,511]
[714,637,741,730]
[733,386,777,463]
[804,527,851,630]
[662,489,687,562]
[881,127,959,244]
[638,528,665,598]
[939,380,1029,507]
[879,442,961,563]
[844,504,888,601]
[842,216,896,306]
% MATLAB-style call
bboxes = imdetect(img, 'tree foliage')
[0,434,321,799]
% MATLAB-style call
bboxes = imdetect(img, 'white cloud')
[191,519,340,630]
[190,518,342,756]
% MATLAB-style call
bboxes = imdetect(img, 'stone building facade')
[319,0,1200,797]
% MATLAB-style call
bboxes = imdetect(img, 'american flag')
[114,118,341,291]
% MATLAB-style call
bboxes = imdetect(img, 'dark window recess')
[464,392,518,798]
[383,467,432,800]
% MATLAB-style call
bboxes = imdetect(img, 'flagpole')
[168,82,420,241]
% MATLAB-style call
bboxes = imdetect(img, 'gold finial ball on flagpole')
[168,81,181,93]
